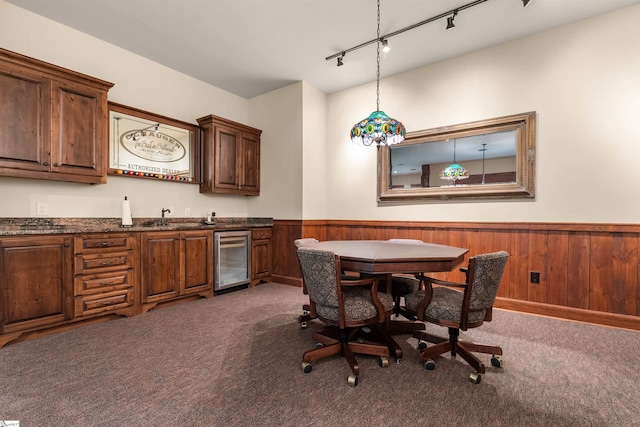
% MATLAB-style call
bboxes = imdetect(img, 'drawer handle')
[100,301,115,306]
[99,281,115,285]
[100,261,114,265]
[98,242,113,247]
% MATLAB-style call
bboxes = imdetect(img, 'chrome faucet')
[160,208,171,226]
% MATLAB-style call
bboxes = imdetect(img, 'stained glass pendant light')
[350,0,405,147]
[440,139,470,182]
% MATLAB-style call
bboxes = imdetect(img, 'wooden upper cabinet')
[0,48,113,184]
[197,114,262,196]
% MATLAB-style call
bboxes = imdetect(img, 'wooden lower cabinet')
[0,235,73,343]
[251,227,272,286]
[73,233,136,317]
[140,230,213,310]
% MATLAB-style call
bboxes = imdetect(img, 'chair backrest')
[467,251,509,312]
[296,247,340,308]
[388,238,425,244]
[294,238,319,248]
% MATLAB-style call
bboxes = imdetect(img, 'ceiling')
[6,0,640,99]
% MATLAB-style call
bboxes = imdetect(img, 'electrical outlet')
[530,271,540,284]
[185,207,192,217]
[36,202,48,216]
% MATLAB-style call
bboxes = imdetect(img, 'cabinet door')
[50,80,107,180]
[240,132,260,195]
[0,68,51,173]
[182,232,213,294]
[251,239,272,282]
[140,233,181,303]
[0,236,73,334]
[214,125,240,190]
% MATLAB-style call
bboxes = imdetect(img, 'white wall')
[322,4,640,223]
[301,83,328,219]
[248,82,304,219]
[0,1,252,219]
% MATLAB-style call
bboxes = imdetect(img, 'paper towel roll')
[122,196,132,226]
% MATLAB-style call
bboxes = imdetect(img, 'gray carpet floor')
[0,283,639,426]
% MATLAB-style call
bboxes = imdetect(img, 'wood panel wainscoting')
[271,219,640,331]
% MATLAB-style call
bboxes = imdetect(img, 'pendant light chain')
[376,0,381,112]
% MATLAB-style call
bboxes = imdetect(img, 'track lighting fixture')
[337,53,344,67]
[326,0,494,64]
[446,10,458,30]
[522,0,533,7]
[381,39,390,53]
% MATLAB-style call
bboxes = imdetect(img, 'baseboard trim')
[271,275,301,287]
[495,297,640,331]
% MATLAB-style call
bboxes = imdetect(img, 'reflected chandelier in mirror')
[377,112,536,201]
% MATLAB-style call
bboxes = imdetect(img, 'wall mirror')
[377,111,536,202]
[108,102,199,183]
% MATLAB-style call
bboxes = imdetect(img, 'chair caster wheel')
[469,373,482,384]
[303,310,309,315]
[315,342,324,349]
[491,355,503,368]
[302,362,312,373]
[417,340,427,350]
[348,375,358,387]
[423,359,436,370]
[300,321,308,329]
[378,356,389,368]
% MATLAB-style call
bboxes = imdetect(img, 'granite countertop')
[0,217,273,236]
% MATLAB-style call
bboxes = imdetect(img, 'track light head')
[381,39,390,53]
[446,10,458,30]
[522,0,533,7]
[337,53,344,67]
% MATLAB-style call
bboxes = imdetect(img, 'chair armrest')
[339,277,379,287]
[415,275,467,289]
[339,276,388,322]
[412,275,466,321]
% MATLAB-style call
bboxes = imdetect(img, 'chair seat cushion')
[405,287,486,325]
[316,288,394,322]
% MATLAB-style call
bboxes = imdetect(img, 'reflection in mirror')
[377,112,535,201]
[390,130,517,188]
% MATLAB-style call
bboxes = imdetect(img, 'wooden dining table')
[305,240,469,355]
[308,240,468,275]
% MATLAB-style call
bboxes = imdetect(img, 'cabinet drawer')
[75,233,132,253]
[74,251,134,274]
[252,228,271,240]
[74,288,133,317]
[74,270,133,296]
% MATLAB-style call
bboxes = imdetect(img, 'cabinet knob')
[43,161,49,166]
[53,162,59,167]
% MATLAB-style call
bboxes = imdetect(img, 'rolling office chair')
[294,238,319,328]
[297,247,398,386]
[405,251,509,384]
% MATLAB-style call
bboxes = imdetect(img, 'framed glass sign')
[108,102,199,183]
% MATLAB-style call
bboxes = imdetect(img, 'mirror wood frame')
[377,111,536,202]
